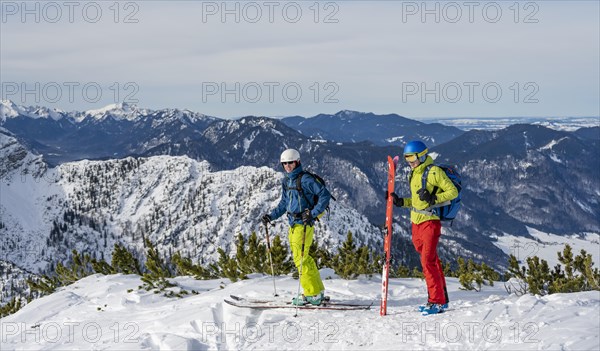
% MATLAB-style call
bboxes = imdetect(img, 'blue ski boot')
[421,303,446,315]
[418,302,448,312]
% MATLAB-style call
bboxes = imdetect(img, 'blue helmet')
[403,140,428,162]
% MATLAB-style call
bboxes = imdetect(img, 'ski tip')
[392,155,400,166]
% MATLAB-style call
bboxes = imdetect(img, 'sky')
[1,0,599,119]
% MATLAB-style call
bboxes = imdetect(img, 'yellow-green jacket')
[402,156,459,225]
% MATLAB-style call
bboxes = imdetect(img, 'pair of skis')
[224,295,372,311]
[381,155,398,316]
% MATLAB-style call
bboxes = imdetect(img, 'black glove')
[261,214,272,225]
[387,192,404,207]
[301,209,313,224]
[417,188,437,206]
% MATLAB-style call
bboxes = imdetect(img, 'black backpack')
[285,171,336,211]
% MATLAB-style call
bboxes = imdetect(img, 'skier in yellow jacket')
[391,140,458,315]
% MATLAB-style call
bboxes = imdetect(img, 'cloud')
[1,1,598,118]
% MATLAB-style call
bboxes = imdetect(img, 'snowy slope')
[493,229,600,267]
[1,272,598,350]
[1,133,383,274]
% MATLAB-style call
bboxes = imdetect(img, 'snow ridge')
[1,273,598,350]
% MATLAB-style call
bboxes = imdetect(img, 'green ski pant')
[288,224,325,296]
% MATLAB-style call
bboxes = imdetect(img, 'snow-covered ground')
[493,228,600,267]
[1,271,598,350]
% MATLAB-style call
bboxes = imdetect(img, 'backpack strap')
[411,164,450,215]
[286,171,333,221]
[421,164,433,192]
[295,171,314,210]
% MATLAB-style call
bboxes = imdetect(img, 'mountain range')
[1,100,599,304]
[280,110,464,146]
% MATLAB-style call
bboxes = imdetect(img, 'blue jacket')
[269,164,332,226]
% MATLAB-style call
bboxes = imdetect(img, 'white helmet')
[280,149,300,163]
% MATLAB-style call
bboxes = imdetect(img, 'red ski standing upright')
[380,155,398,316]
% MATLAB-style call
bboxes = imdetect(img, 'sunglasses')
[281,161,296,165]
[404,154,419,162]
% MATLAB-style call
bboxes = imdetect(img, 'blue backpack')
[422,164,462,222]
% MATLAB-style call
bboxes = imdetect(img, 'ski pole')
[294,223,307,318]
[264,224,278,297]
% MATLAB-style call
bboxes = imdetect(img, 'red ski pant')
[412,220,447,304]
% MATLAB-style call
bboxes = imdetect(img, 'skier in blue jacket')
[262,149,331,306]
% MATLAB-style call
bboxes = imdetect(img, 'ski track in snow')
[1,270,598,351]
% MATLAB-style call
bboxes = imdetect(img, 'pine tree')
[333,232,358,279]
[55,250,94,285]
[443,260,457,278]
[0,297,23,318]
[309,240,333,270]
[370,252,383,275]
[111,243,142,275]
[268,235,294,275]
[395,264,411,278]
[457,257,500,291]
[355,246,372,276]
[524,256,552,295]
[507,254,527,280]
[243,232,267,274]
[458,257,477,291]
[234,234,250,274]
[368,251,382,276]
[580,252,600,291]
[411,266,424,278]
[172,252,217,280]
[27,275,60,295]
[141,240,174,291]
[550,245,600,293]
[214,247,245,282]
[91,257,115,275]
[480,262,499,286]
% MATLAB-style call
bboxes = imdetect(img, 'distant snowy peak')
[331,110,407,121]
[237,115,281,129]
[0,100,66,122]
[204,116,297,144]
[170,108,215,124]
[0,100,217,125]
[142,108,217,128]
[82,102,151,122]
[237,115,268,123]
[0,100,21,120]
[334,110,368,118]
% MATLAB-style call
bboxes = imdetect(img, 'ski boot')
[418,302,448,312]
[420,303,446,315]
[305,291,325,306]
[292,295,307,306]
